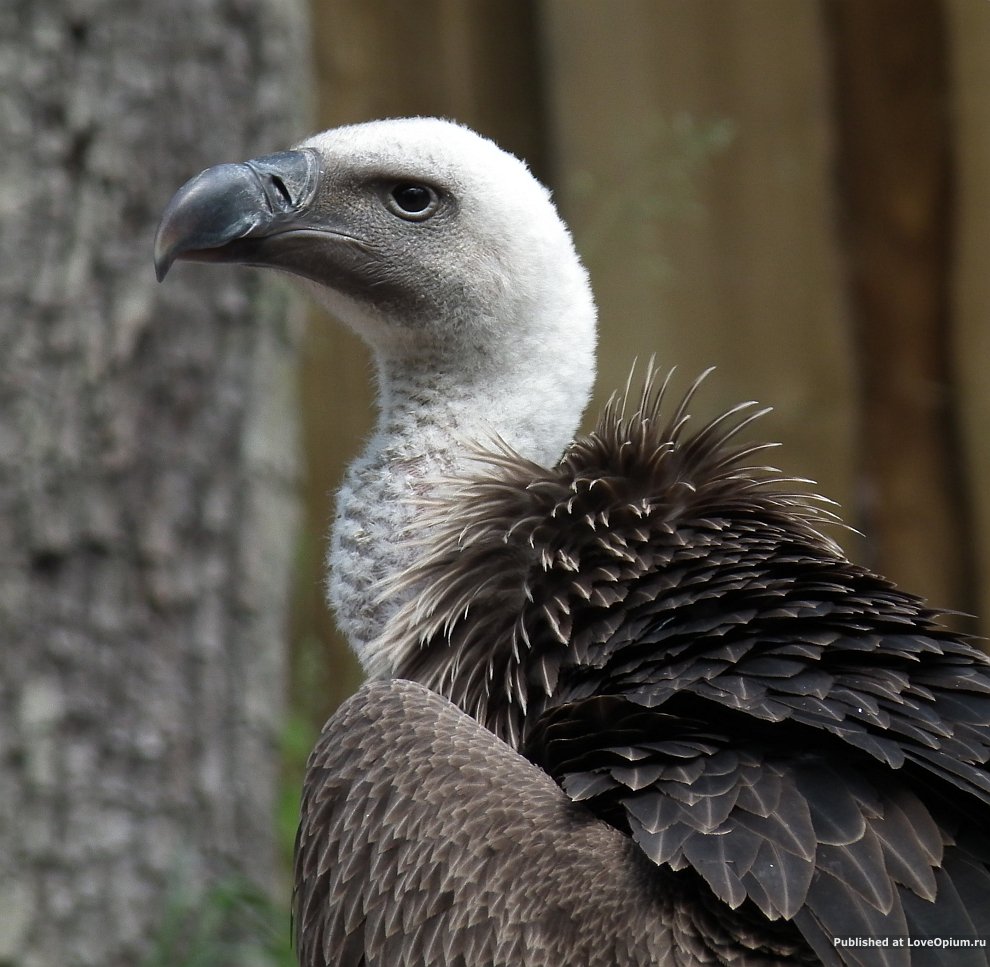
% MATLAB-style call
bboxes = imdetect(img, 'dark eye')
[387,183,438,220]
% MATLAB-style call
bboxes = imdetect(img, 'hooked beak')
[154,149,322,282]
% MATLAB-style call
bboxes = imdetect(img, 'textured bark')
[824,0,976,618]
[0,1,308,964]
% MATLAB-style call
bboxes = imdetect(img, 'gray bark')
[0,1,309,964]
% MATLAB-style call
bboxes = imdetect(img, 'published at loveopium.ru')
[833,937,988,950]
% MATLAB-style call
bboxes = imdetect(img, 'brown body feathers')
[296,370,990,966]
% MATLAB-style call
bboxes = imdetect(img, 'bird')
[156,117,990,966]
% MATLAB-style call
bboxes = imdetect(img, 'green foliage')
[141,707,322,966]
[142,874,295,967]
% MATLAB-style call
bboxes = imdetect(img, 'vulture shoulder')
[382,369,990,967]
[295,678,826,966]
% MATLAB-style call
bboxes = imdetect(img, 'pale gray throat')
[326,344,588,677]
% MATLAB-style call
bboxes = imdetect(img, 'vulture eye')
[387,183,438,220]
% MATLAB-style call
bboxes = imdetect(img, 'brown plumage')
[385,367,841,748]
[296,678,823,967]
[296,368,990,967]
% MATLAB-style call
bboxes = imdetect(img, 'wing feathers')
[296,679,832,965]
[377,371,990,962]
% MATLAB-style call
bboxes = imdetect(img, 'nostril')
[269,174,292,208]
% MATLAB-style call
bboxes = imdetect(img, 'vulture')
[155,117,990,966]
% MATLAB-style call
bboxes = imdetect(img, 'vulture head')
[156,117,598,664]
[155,117,597,464]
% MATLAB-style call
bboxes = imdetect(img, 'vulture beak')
[154,149,323,282]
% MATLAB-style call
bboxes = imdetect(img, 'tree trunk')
[823,0,976,620]
[0,1,308,964]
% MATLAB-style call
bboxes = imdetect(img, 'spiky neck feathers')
[373,369,843,744]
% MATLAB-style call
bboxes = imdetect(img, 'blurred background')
[3,1,989,964]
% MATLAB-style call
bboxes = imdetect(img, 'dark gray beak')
[154,149,321,282]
